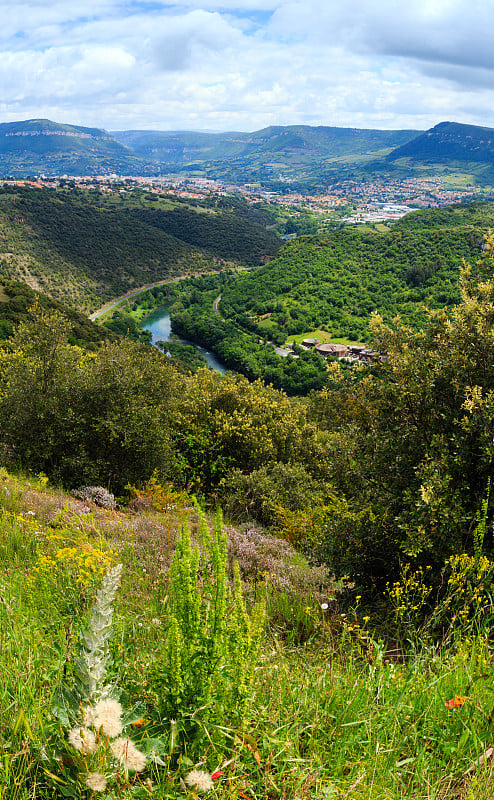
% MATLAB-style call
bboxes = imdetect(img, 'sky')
[0,0,493,134]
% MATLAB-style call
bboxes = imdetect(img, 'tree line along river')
[89,280,226,374]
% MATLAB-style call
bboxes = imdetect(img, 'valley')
[0,184,279,311]
[2,175,494,800]
[6,1,494,794]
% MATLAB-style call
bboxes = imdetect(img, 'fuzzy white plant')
[52,565,151,796]
[74,563,123,704]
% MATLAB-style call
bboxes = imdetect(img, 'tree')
[312,235,494,585]
[173,368,327,494]
[0,305,181,490]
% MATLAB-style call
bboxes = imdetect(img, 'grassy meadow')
[2,470,494,800]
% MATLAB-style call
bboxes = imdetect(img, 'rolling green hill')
[0,185,280,312]
[0,118,420,183]
[188,202,494,345]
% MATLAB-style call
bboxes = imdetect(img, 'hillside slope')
[0,279,118,346]
[388,121,494,164]
[0,186,280,311]
[215,202,494,342]
[0,118,150,176]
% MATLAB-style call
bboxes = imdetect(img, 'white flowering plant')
[41,510,264,797]
[42,564,159,798]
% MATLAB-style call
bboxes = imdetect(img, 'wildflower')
[110,737,147,772]
[185,770,214,793]
[85,772,107,792]
[445,695,466,710]
[92,699,123,737]
[67,726,97,754]
[320,603,329,610]
[82,706,95,727]
[211,770,224,779]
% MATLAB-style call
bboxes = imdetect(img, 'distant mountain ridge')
[112,125,419,166]
[0,118,147,176]
[388,121,494,164]
[0,118,421,179]
[2,118,494,186]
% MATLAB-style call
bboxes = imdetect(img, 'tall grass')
[1,471,494,799]
[0,511,67,799]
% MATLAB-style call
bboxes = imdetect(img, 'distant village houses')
[299,338,379,363]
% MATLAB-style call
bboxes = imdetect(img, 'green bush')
[220,461,331,526]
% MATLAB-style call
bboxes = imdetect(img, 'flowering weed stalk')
[150,509,265,758]
[73,563,123,704]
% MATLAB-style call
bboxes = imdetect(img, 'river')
[142,305,227,374]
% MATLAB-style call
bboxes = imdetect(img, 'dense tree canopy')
[0,185,280,311]
[309,234,494,583]
[3,229,494,590]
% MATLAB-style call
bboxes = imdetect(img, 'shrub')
[220,461,332,528]
[125,471,188,513]
[71,486,116,509]
[226,526,331,595]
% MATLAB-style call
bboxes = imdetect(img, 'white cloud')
[0,0,494,131]
[149,10,243,70]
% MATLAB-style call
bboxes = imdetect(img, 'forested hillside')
[0,280,118,346]
[0,186,280,311]
[215,202,494,342]
[3,232,494,588]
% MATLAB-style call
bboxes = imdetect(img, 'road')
[213,295,222,317]
[89,274,204,321]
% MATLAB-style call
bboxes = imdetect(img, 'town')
[2,171,493,227]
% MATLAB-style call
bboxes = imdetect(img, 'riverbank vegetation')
[110,202,494,392]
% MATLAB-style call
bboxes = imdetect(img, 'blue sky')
[0,0,493,133]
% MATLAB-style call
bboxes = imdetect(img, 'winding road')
[89,273,209,321]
